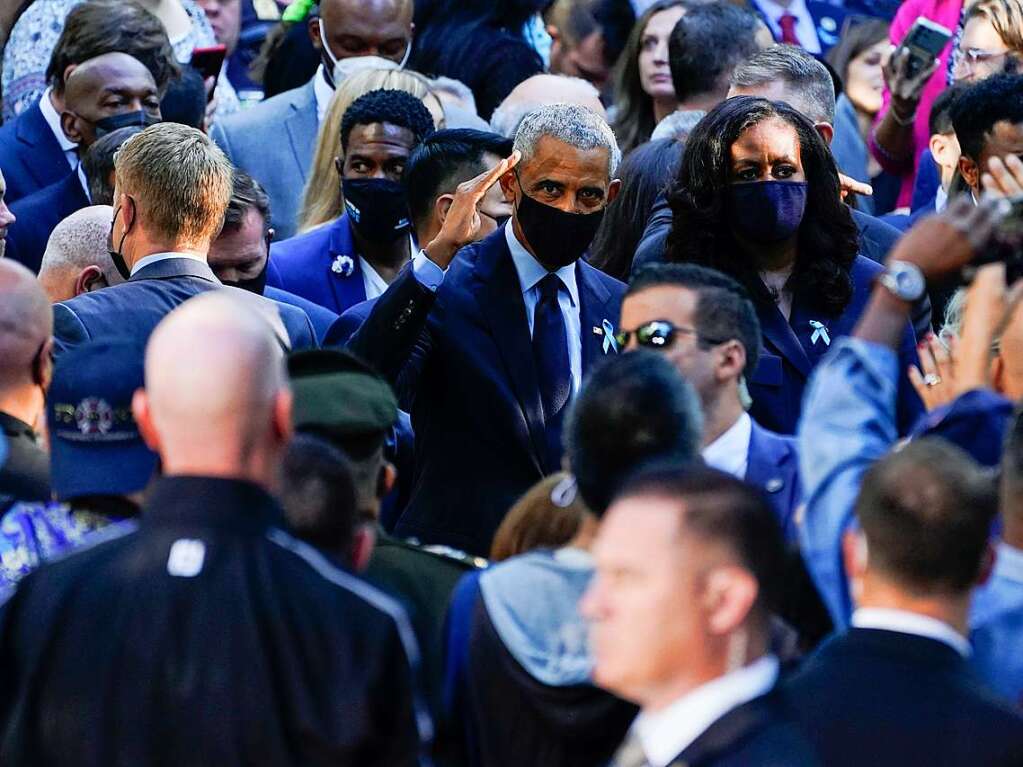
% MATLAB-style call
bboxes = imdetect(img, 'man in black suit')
[583,466,819,767]
[785,438,1023,765]
[5,53,161,273]
[0,292,429,765]
[348,103,626,556]
[52,123,316,357]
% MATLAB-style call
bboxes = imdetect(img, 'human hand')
[908,333,958,410]
[883,47,939,120]
[424,151,520,269]
[839,172,873,200]
[204,76,218,130]
[982,155,1023,199]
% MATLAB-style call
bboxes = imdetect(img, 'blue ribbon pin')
[809,320,831,347]
[602,319,618,354]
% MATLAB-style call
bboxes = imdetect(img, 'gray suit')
[211,79,318,241]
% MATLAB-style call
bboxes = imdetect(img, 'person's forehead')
[983,120,1023,154]
[623,284,699,320]
[593,498,683,564]
[71,63,156,98]
[520,135,610,181]
[324,0,411,35]
[346,122,416,152]
[731,117,801,154]
[644,7,685,37]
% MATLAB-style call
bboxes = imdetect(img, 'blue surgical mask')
[728,180,808,244]
[522,12,552,68]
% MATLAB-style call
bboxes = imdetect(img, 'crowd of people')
[0,0,1022,764]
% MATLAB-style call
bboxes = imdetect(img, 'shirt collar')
[994,543,1023,584]
[935,185,949,213]
[852,607,971,657]
[701,412,752,480]
[313,64,333,124]
[504,223,579,307]
[38,86,78,156]
[756,0,809,19]
[633,655,779,767]
[130,252,209,278]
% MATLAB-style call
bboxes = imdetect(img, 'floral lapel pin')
[331,254,355,278]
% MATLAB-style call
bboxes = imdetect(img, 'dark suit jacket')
[0,412,49,503]
[747,421,801,541]
[267,214,371,317]
[0,100,70,204]
[53,257,317,357]
[348,226,625,555]
[748,255,922,436]
[785,628,1023,766]
[6,170,90,273]
[264,285,338,345]
[663,689,820,767]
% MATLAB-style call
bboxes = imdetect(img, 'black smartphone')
[190,44,227,89]
[898,18,952,79]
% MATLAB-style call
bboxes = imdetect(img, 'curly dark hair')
[664,96,859,316]
[340,88,437,152]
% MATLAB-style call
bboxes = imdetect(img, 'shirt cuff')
[412,249,446,292]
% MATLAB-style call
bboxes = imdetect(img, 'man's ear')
[376,461,397,500]
[307,16,323,50]
[60,111,83,144]
[434,194,455,226]
[350,523,377,573]
[498,169,517,200]
[33,338,54,390]
[959,154,980,191]
[813,122,835,146]
[703,565,759,636]
[74,265,108,296]
[842,529,868,581]
[133,388,162,453]
[273,388,294,447]
[606,178,622,205]
[716,340,747,384]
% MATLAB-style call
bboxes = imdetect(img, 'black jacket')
[0,476,430,766]
[0,412,49,503]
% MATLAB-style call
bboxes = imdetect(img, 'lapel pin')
[601,319,618,354]
[331,254,355,277]
[809,320,831,347]
[765,477,784,494]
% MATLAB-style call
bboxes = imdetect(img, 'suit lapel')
[475,234,547,473]
[673,693,777,766]
[18,102,70,188]
[745,421,787,488]
[323,216,368,314]
[283,80,318,181]
[578,261,617,374]
[759,304,813,379]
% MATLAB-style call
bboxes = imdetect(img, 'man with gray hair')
[37,206,123,303]
[51,122,316,358]
[490,74,608,138]
[348,102,625,556]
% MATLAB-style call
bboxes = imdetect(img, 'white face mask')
[318,19,411,88]
[522,12,552,68]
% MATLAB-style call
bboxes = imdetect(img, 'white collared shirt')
[702,412,753,480]
[313,65,333,124]
[633,655,780,767]
[360,256,390,300]
[504,223,582,394]
[753,0,821,54]
[935,185,949,214]
[38,86,78,170]
[852,607,971,657]
[994,542,1023,584]
[130,251,208,278]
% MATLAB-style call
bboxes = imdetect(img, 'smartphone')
[898,19,952,79]
[190,44,227,83]
[962,195,1023,284]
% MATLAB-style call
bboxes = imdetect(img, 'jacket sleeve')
[51,303,91,359]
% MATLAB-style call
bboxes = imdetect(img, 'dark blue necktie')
[533,273,571,466]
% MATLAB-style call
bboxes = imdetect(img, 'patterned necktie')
[778,13,802,46]
[532,273,571,464]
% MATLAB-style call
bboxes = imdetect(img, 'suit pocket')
[750,353,783,387]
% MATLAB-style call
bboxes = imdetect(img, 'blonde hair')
[297,69,444,234]
[967,0,1023,54]
[115,123,233,246]
[489,473,588,562]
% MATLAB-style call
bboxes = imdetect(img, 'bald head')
[315,0,413,69]
[62,52,160,149]
[138,292,290,481]
[39,206,122,303]
[490,74,607,138]
[0,261,53,392]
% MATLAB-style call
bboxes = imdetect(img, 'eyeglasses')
[614,320,724,350]
[954,48,1009,73]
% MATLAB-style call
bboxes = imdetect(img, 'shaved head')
[313,0,413,73]
[39,205,122,303]
[62,52,160,148]
[137,292,291,481]
[490,75,608,138]
[0,261,52,392]
[65,52,156,104]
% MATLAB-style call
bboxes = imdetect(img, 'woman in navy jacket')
[664,96,922,435]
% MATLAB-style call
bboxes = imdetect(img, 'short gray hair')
[513,103,621,176]
[730,45,836,124]
[40,205,120,283]
[490,76,601,138]
[650,109,707,142]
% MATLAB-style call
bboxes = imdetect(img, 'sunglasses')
[614,320,724,350]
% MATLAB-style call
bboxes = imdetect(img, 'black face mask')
[342,178,411,244]
[221,257,268,295]
[107,201,133,280]
[515,177,605,269]
[93,110,160,139]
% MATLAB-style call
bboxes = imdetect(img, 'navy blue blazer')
[348,226,625,556]
[784,628,1023,766]
[53,257,317,358]
[749,255,922,436]
[6,170,90,273]
[0,100,71,204]
[264,285,338,345]
[747,421,801,541]
[267,213,372,317]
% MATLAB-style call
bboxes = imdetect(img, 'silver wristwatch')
[878,260,926,303]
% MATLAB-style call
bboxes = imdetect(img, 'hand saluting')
[423,151,521,270]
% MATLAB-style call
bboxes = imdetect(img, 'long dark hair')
[665,97,859,316]
[611,0,688,157]
[825,18,890,88]
[590,138,683,280]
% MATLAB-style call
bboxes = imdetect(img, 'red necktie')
[778,13,802,46]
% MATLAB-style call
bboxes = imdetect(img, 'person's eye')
[772,164,796,179]
[538,181,560,195]
[735,168,758,181]
[641,36,657,51]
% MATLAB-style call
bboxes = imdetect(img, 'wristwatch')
[877,260,926,303]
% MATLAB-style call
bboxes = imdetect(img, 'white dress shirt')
[412,225,583,394]
[701,412,753,480]
[38,86,78,171]
[313,65,333,124]
[360,256,390,300]
[852,607,971,657]
[130,251,208,278]
[753,0,822,53]
[633,655,780,767]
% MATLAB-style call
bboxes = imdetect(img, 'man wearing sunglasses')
[618,263,802,540]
